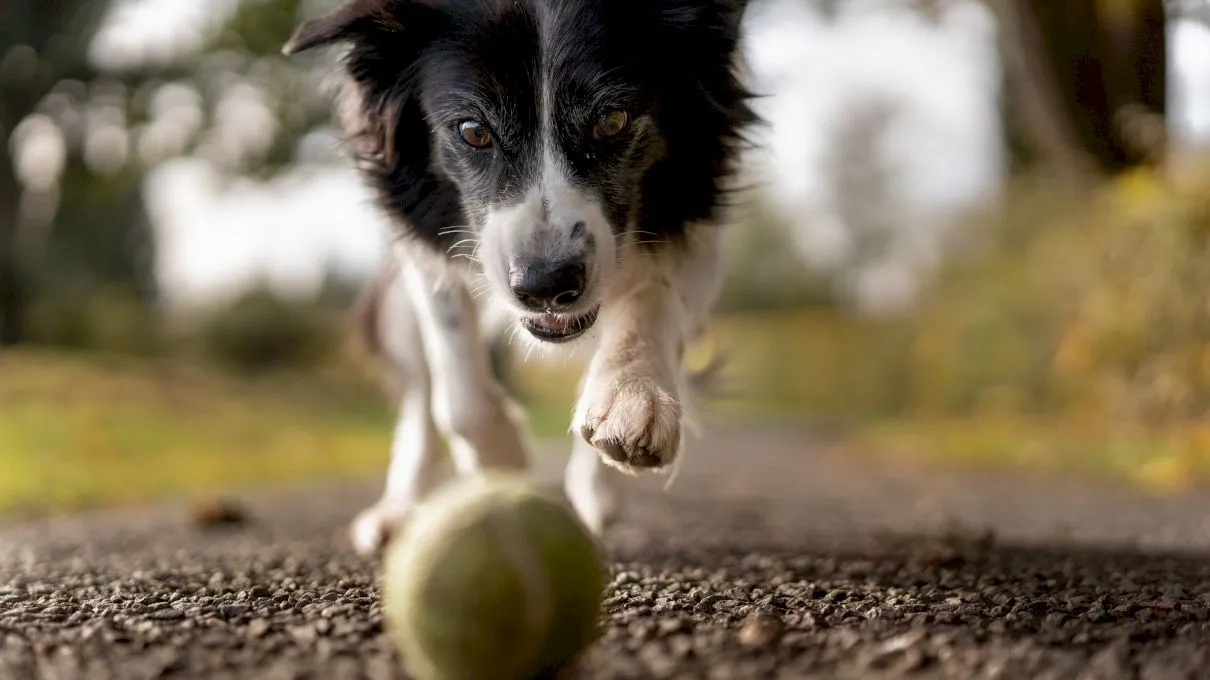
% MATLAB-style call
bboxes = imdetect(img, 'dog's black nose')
[509,260,586,312]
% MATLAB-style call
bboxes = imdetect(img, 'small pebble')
[737,611,785,647]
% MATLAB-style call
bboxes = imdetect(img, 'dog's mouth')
[521,305,600,343]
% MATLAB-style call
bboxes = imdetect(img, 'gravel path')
[5,423,1210,679]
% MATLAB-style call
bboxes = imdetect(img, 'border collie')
[284,0,756,555]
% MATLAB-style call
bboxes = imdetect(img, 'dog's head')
[286,0,753,343]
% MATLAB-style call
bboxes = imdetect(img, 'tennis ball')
[381,473,607,680]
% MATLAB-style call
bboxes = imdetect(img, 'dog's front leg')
[573,231,723,475]
[350,249,529,556]
[573,277,684,472]
[564,416,620,535]
[350,268,448,556]
[400,248,530,478]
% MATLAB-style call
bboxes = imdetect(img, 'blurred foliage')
[0,349,392,514]
[192,284,340,374]
[2,0,343,346]
[717,203,839,313]
[740,156,1210,491]
[712,158,1210,431]
[902,160,1210,426]
[28,284,162,354]
[149,0,343,178]
[856,418,1210,494]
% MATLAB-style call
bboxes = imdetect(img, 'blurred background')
[1,0,1207,517]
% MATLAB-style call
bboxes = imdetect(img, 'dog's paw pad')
[600,440,662,468]
[575,375,681,473]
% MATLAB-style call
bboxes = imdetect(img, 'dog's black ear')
[282,0,399,56]
[716,0,751,31]
[717,0,751,17]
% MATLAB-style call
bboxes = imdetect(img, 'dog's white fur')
[350,223,724,556]
[478,148,619,320]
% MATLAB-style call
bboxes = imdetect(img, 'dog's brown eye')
[458,120,492,148]
[593,110,629,139]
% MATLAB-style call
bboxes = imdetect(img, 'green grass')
[5,303,1207,518]
[849,418,1210,494]
[0,349,398,514]
[2,310,861,516]
[0,347,620,516]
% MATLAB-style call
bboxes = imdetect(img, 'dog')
[283,0,757,555]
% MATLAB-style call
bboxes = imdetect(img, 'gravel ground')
[5,423,1210,679]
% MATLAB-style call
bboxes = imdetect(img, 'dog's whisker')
[438,226,478,236]
[505,324,524,348]
[446,237,479,252]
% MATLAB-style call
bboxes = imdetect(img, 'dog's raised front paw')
[574,374,681,473]
[349,502,411,557]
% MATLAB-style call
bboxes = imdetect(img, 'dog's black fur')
[286,0,759,552]
[285,0,755,256]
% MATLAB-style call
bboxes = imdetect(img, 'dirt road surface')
[4,423,1210,679]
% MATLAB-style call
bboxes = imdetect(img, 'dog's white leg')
[350,381,447,555]
[564,434,618,535]
[399,247,530,477]
[573,228,723,474]
[350,269,448,556]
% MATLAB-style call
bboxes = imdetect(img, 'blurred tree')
[993,0,1167,178]
[0,1,108,344]
[0,123,17,345]
[0,0,341,347]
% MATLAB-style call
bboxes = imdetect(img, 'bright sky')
[86,0,1210,311]
[142,159,390,311]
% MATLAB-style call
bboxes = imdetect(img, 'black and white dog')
[284,0,757,555]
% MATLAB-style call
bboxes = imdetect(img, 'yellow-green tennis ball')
[381,473,607,680]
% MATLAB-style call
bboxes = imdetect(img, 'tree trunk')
[0,154,22,346]
[994,0,1167,178]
